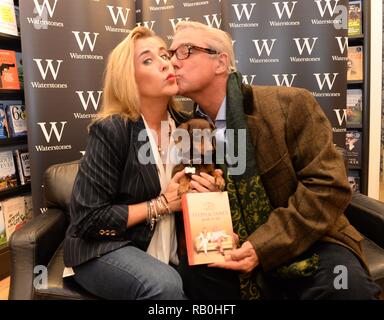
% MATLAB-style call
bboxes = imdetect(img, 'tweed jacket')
[63,110,189,267]
[242,84,365,272]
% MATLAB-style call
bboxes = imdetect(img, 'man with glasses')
[169,21,381,300]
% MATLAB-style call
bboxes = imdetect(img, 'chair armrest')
[8,208,68,300]
[346,193,384,249]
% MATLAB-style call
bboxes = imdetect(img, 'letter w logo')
[203,14,222,28]
[314,0,340,17]
[107,6,130,26]
[169,17,190,32]
[72,32,99,52]
[252,39,276,56]
[232,3,256,21]
[334,109,347,126]
[155,0,168,4]
[335,36,348,54]
[33,59,63,80]
[293,38,318,55]
[273,1,297,19]
[37,122,67,143]
[314,73,339,90]
[76,91,103,111]
[33,0,58,18]
[273,74,297,87]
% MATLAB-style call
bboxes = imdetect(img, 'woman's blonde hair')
[94,26,179,123]
[174,21,236,74]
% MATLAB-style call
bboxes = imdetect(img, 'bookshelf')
[347,0,370,195]
[0,0,30,281]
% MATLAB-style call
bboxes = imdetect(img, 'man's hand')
[208,240,259,273]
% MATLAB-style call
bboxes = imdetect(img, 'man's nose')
[170,54,180,69]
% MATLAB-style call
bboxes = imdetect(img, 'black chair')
[8,160,384,299]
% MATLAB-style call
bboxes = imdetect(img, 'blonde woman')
[63,27,189,300]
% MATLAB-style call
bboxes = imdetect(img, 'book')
[0,202,6,246]
[24,195,33,222]
[0,104,9,138]
[181,191,234,265]
[348,171,360,193]
[0,149,17,191]
[13,4,19,36]
[347,46,363,81]
[16,52,23,88]
[0,0,18,36]
[2,196,30,241]
[14,149,30,185]
[348,0,362,36]
[346,130,362,169]
[346,89,363,128]
[5,104,27,137]
[0,49,20,89]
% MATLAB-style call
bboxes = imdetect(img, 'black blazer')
[63,110,189,267]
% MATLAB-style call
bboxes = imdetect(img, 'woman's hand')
[163,170,186,212]
[190,169,224,192]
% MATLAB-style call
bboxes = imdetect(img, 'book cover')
[348,0,362,36]
[182,192,234,265]
[14,149,30,185]
[346,130,362,169]
[0,149,17,191]
[0,104,9,138]
[0,0,18,36]
[347,46,363,81]
[346,89,363,128]
[0,203,6,246]
[348,171,360,193]
[2,196,29,241]
[0,49,20,89]
[5,104,27,137]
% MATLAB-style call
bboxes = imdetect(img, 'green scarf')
[221,72,319,299]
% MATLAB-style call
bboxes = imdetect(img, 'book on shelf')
[14,149,30,185]
[0,0,18,37]
[0,202,6,246]
[348,171,360,193]
[5,104,27,137]
[13,4,19,36]
[348,0,362,36]
[0,149,17,191]
[347,46,363,81]
[0,49,20,89]
[181,191,234,266]
[16,52,23,88]
[347,89,363,128]
[0,103,9,138]
[2,196,32,241]
[346,130,362,169]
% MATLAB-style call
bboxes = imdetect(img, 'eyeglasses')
[168,44,219,60]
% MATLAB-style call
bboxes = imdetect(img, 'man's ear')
[215,52,229,75]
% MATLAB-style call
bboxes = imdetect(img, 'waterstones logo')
[70,32,103,60]
[105,6,131,33]
[333,108,347,126]
[27,0,64,29]
[136,21,156,30]
[150,0,174,11]
[290,38,321,62]
[270,1,300,26]
[183,1,209,8]
[74,90,102,119]
[203,14,222,28]
[31,59,67,89]
[249,39,279,64]
[169,17,191,33]
[273,74,297,87]
[229,3,258,28]
[332,37,348,61]
[312,0,342,25]
[36,122,72,152]
[312,73,341,97]
[242,75,256,85]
